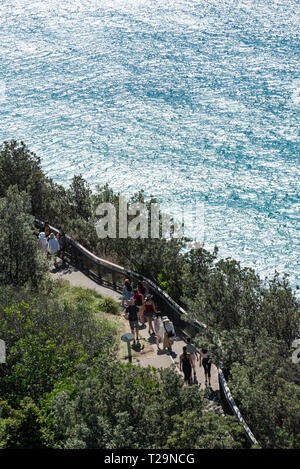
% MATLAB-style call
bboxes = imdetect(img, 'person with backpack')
[125,298,140,345]
[162,316,176,354]
[137,279,146,296]
[180,346,193,386]
[200,348,212,386]
[133,288,144,325]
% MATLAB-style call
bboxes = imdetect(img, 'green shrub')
[99,297,120,316]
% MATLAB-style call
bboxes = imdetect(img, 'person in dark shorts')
[200,348,211,386]
[125,299,140,345]
[180,346,192,386]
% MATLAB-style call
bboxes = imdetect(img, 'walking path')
[50,262,221,407]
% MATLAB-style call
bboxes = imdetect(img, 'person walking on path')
[37,232,48,254]
[153,311,164,352]
[186,337,199,380]
[200,348,211,386]
[122,279,133,308]
[180,346,193,386]
[143,295,156,335]
[162,316,176,354]
[48,233,60,267]
[125,299,140,345]
[133,288,145,325]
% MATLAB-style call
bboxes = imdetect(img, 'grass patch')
[48,278,125,355]
[50,279,120,316]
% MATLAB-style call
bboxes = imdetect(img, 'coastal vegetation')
[0,139,299,448]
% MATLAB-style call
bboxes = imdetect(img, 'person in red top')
[133,289,145,325]
[143,295,157,335]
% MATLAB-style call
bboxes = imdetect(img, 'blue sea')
[0,0,299,291]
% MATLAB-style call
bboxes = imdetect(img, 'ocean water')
[0,0,299,290]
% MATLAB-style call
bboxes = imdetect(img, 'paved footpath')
[50,263,221,405]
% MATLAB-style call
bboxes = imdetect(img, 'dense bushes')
[0,186,47,287]
[38,361,244,449]
[182,249,300,448]
[0,284,119,406]
[0,284,244,449]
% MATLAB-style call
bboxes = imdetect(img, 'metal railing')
[35,219,259,447]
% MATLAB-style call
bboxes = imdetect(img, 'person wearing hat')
[37,231,48,254]
[162,316,176,354]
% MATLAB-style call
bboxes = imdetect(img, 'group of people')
[179,341,211,387]
[37,221,66,267]
[123,278,212,386]
[123,278,176,353]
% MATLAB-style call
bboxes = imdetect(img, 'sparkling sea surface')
[0,0,299,291]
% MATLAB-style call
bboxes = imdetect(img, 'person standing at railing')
[142,279,150,296]
[200,348,211,386]
[137,279,146,296]
[57,228,66,264]
[122,279,133,308]
[37,231,48,253]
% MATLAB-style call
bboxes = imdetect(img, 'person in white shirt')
[37,232,48,254]
[154,311,164,352]
[48,233,60,267]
